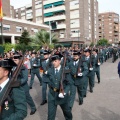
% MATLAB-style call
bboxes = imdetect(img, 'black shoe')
[29,87,32,89]
[40,100,47,105]
[84,95,86,97]
[79,101,83,105]
[40,82,42,86]
[30,109,36,115]
[98,81,100,84]
[90,89,93,93]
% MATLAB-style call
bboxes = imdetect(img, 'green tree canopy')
[97,38,108,46]
[31,29,58,47]
[18,30,31,45]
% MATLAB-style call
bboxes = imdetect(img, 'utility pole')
[49,21,52,45]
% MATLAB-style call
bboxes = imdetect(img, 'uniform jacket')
[30,57,40,73]
[93,55,100,72]
[68,59,88,86]
[0,81,27,120]
[41,59,52,83]
[47,66,71,105]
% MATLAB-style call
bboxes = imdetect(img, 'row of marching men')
[97,46,119,63]
[25,48,101,120]
[0,48,101,120]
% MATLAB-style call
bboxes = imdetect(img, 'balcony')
[26,10,32,14]
[35,4,42,9]
[71,33,79,38]
[70,5,79,10]
[43,0,65,5]
[26,4,32,9]
[44,5,65,14]
[59,34,64,38]
[57,24,66,29]
[26,15,33,19]
[44,14,66,22]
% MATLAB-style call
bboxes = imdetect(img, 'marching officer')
[69,51,88,106]
[84,49,95,94]
[13,55,37,115]
[40,50,51,105]
[92,49,101,84]
[46,54,72,120]
[0,59,27,119]
[29,52,42,89]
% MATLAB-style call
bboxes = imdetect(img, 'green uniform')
[41,59,51,102]
[85,55,95,93]
[47,66,72,120]
[69,59,88,105]
[0,81,27,120]
[94,55,100,83]
[18,66,36,112]
[29,57,42,88]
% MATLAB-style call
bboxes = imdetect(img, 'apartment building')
[0,0,49,44]
[119,22,120,42]
[98,12,119,43]
[14,0,99,46]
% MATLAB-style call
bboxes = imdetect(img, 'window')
[70,0,79,6]
[35,1,42,5]
[3,24,10,31]
[16,26,22,32]
[36,8,42,14]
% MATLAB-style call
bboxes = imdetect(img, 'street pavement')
[25,58,120,120]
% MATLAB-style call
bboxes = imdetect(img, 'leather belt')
[49,86,59,92]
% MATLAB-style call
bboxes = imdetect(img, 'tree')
[18,30,31,45]
[90,42,94,47]
[31,29,58,47]
[97,38,108,46]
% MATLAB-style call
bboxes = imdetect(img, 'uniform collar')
[55,65,61,72]
[0,78,9,92]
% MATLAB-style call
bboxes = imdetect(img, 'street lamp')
[78,30,80,48]
[84,37,89,48]
[49,21,52,45]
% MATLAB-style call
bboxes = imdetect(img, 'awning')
[54,10,65,14]
[44,4,52,9]
[53,1,64,6]
[44,12,53,17]
[61,43,72,47]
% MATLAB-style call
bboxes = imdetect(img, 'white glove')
[98,63,101,65]
[78,73,83,76]
[33,64,37,66]
[44,71,48,74]
[89,68,93,71]
[64,93,66,95]
[58,93,64,98]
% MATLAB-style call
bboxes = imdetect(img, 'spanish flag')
[0,0,3,20]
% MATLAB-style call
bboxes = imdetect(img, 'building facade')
[0,0,49,44]
[14,0,99,46]
[98,12,119,44]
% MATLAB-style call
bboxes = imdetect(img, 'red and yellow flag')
[0,0,3,19]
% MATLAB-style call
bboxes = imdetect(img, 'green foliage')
[18,30,31,45]
[54,44,63,48]
[97,39,108,46]
[90,42,94,47]
[31,29,58,47]
[1,43,15,53]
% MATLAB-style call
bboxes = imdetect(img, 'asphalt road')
[25,58,120,120]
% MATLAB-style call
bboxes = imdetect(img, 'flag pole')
[0,18,4,44]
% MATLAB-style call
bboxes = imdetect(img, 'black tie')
[0,86,2,92]
[55,69,59,75]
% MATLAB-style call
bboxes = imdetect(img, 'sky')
[10,0,120,15]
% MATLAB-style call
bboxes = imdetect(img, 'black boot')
[30,109,36,115]
[40,100,47,105]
